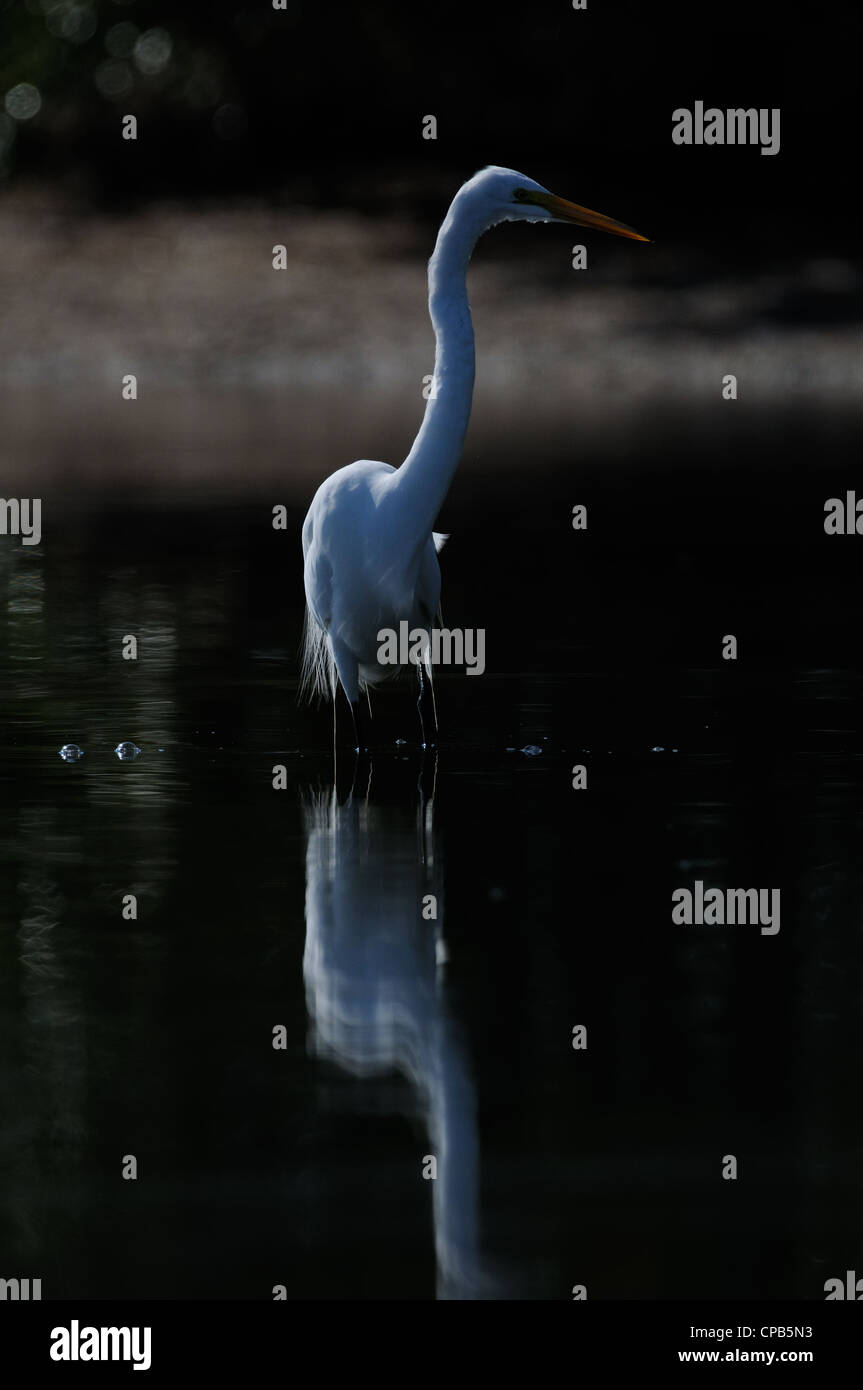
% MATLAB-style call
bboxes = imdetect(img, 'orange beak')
[533,191,650,242]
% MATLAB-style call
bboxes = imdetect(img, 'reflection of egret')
[302,769,490,1298]
[301,166,649,747]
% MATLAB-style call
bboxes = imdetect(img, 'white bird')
[301,165,648,748]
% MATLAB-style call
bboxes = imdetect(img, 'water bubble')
[114,741,142,760]
[59,743,84,761]
[520,744,542,757]
[5,83,41,121]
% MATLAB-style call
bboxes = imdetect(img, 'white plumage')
[300,166,647,744]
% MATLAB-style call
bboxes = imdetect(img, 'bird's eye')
[513,188,531,203]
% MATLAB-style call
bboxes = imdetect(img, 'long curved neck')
[388,198,479,550]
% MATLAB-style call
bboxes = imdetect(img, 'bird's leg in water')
[349,696,372,752]
[335,700,369,801]
[416,661,438,749]
[349,700,361,751]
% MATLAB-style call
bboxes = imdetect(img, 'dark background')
[1,0,858,253]
[0,0,861,1302]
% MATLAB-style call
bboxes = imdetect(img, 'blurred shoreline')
[2,186,861,406]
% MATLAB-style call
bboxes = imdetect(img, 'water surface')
[1,403,861,1298]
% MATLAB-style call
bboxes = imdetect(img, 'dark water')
[1,408,861,1299]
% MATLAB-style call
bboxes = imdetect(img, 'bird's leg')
[427,667,439,743]
[350,692,372,753]
[416,659,438,749]
[331,638,364,751]
[416,661,427,747]
[423,662,439,747]
[349,699,362,752]
[335,695,367,803]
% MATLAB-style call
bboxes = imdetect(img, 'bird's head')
[463,165,650,242]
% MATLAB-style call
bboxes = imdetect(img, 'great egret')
[301,165,648,748]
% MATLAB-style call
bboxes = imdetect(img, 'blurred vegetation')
[0,0,859,263]
[0,0,262,197]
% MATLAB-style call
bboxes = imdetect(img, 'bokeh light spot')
[5,84,42,121]
[133,28,173,77]
[105,21,139,58]
[212,103,247,141]
[94,60,134,100]
[61,6,97,44]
